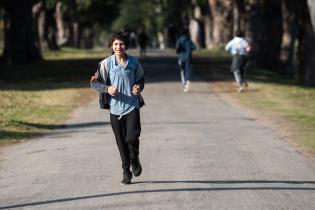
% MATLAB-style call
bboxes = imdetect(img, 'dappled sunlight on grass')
[0,48,100,144]
[0,86,96,143]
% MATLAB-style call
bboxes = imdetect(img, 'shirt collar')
[114,53,129,66]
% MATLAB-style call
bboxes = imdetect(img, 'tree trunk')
[80,28,93,49]
[297,0,315,85]
[234,0,247,36]
[203,0,213,49]
[244,0,258,45]
[63,0,80,48]
[33,1,48,51]
[2,0,41,64]
[73,22,80,48]
[280,0,299,76]
[204,14,212,49]
[209,0,221,47]
[1,11,9,63]
[233,0,240,35]
[189,19,200,48]
[247,0,282,69]
[45,8,59,50]
[307,0,315,32]
[305,0,315,85]
[55,0,66,45]
[189,3,202,49]
[208,0,233,48]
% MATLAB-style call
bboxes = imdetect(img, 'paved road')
[1,51,315,209]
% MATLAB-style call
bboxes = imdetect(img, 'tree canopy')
[1,0,314,85]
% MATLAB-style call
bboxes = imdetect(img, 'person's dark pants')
[178,59,192,84]
[231,55,248,85]
[110,108,141,172]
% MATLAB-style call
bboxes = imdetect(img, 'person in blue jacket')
[175,28,196,92]
[90,31,145,185]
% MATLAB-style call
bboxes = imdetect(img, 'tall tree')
[239,0,281,69]
[33,0,48,51]
[33,0,59,51]
[297,0,315,85]
[112,0,191,49]
[233,0,248,36]
[190,0,207,49]
[55,0,65,45]
[280,0,299,76]
[62,0,121,48]
[207,0,233,48]
[305,0,315,85]
[2,0,41,64]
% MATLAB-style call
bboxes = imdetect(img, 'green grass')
[238,75,315,154]
[44,47,110,60]
[195,48,231,58]
[0,48,110,144]
[195,49,315,155]
[0,84,91,143]
[2,48,315,155]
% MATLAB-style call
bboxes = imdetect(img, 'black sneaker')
[121,170,132,185]
[131,157,142,177]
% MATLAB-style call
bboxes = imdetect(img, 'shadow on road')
[0,55,227,91]
[12,120,109,129]
[0,121,110,140]
[134,180,315,185]
[1,179,314,209]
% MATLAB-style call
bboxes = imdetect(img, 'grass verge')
[194,50,315,156]
[0,48,109,144]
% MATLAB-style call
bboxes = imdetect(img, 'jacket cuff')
[104,86,109,93]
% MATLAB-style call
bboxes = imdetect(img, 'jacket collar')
[114,53,129,66]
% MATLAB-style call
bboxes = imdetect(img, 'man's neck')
[115,54,127,66]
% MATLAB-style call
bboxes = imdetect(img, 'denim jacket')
[175,35,196,62]
[90,55,145,109]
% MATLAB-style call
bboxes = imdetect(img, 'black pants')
[110,108,141,172]
[231,55,248,84]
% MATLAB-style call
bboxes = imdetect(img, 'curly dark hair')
[108,31,129,50]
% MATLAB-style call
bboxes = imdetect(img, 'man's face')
[112,39,126,56]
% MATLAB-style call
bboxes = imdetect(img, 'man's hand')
[132,84,141,95]
[90,75,97,82]
[108,86,118,96]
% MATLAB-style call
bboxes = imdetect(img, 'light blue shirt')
[107,54,144,115]
[225,37,249,56]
